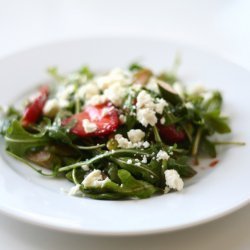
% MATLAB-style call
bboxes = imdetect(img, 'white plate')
[0,37,249,236]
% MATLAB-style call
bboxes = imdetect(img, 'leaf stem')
[58,149,151,173]
[76,144,106,150]
[153,126,162,144]
[6,150,55,177]
[192,127,203,164]
[212,141,246,146]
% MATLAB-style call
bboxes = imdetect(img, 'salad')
[0,62,235,200]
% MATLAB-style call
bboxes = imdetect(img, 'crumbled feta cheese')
[142,141,150,148]
[75,83,99,100]
[127,159,132,164]
[185,102,194,109]
[135,162,141,167]
[127,129,145,143]
[68,184,82,196]
[145,77,159,93]
[82,169,110,188]
[156,150,170,161]
[160,117,165,125]
[115,134,133,148]
[82,119,97,133]
[136,90,167,127]
[155,98,168,114]
[81,164,90,171]
[137,108,157,127]
[57,84,75,99]
[119,114,126,124]
[95,68,131,90]
[136,90,155,109]
[142,155,147,164]
[58,98,70,108]
[164,169,184,191]
[43,99,60,117]
[86,94,107,106]
[103,83,127,106]
[101,107,114,117]
[115,134,149,149]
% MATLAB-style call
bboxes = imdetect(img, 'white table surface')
[0,0,249,249]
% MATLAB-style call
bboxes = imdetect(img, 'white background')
[0,0,249,249]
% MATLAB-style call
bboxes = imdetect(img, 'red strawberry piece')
[22,85,49,126]
[63,103,119,137]
[158,124,186,144]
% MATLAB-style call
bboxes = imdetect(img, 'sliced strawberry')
[63,103,119,137]
[158,124,186,144]
[22,85,49,126]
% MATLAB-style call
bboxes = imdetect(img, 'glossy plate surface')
[0,37,249,235]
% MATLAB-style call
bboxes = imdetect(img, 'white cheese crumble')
[127,159,132,164]
[135,162,141,167]
[57,84,75,100]
[156,150,170,161]
[136,90,167,127]
[103,83,126,107]
[142,141,150,148]
[142,155,147,164]
[145,77,159,93]
[119,114,126,124]
[137,108,157,127]
[82,119,97,133]
[114,134,150,149]
[68,184,82,196]
[75,83,99,100]
[164,169,184,191]
[43,99,60,117]
[185,102,194,109]
[115,134,133,148]
[86,94,107,106]
[81,164,90,171]
[82,169,110,188]
[160,117,165,125]
[101,106,114,117]
[155,98,168,114]
[127,129,145,143]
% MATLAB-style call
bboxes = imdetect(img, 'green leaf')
[157,80,182,105]
[123,92,137,130]
[82,169,161,199]
[203,91,222,113]
[200,138,217,158]
[128,63,143,71]
[167,157,197,178]
[112,157,162,186]
[4,121,49,157]
[204,112,231,134]
[78,66,94,79]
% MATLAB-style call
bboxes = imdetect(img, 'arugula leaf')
[157,80,182,105]
[204,112,231,134]
[4,120,49,157]
[123,91,137,130]
[200,138,217,158]
[112,157,162,186]
[167,157,197,178]
[82,169,161,199]
[202,91,222,113]
[128,63,143,71]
